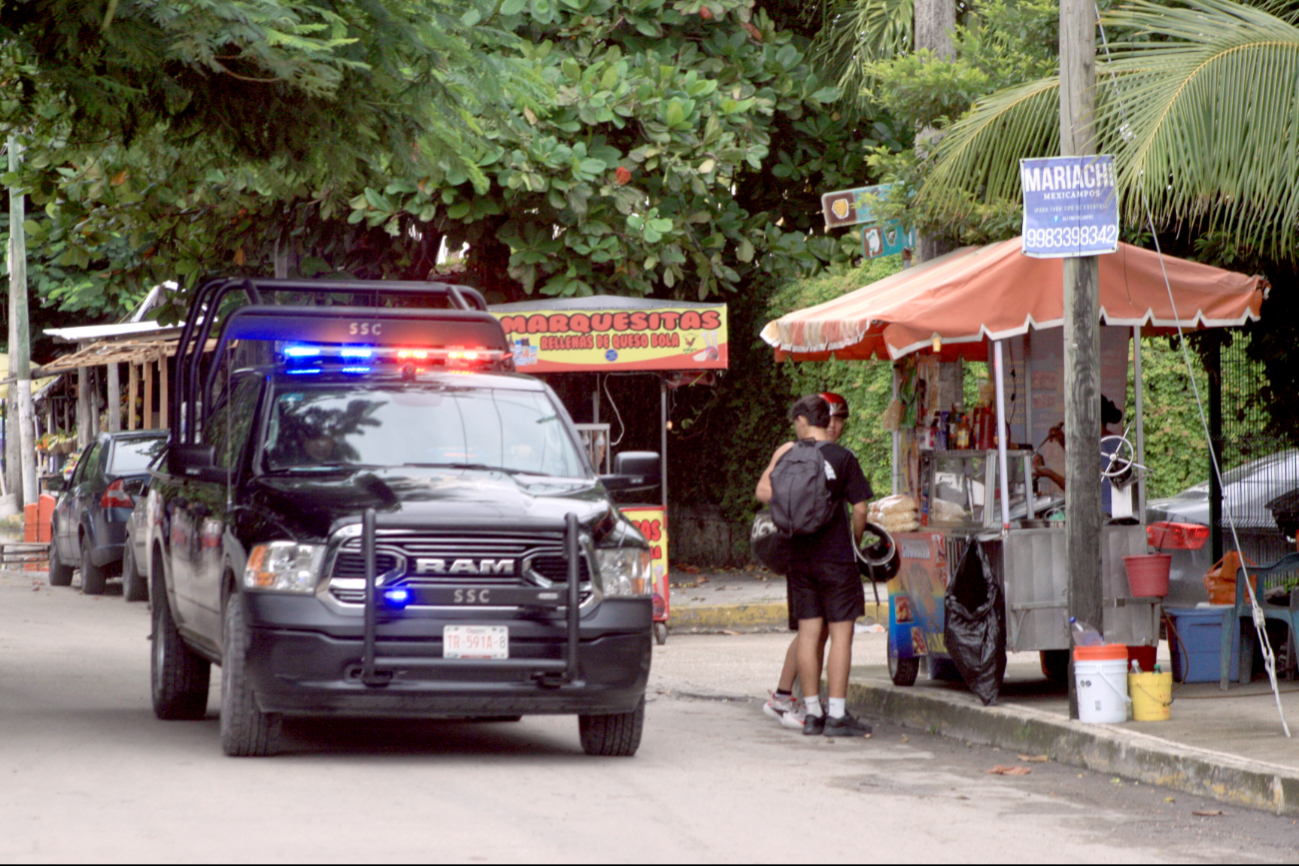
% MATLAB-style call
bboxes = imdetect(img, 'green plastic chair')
[1220,551,1299,690]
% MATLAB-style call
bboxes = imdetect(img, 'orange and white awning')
[761,237,1268,361]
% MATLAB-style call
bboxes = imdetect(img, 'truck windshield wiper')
[401,462,525,474]
[267,462,374,473]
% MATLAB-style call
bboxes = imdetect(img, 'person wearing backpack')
[756,392,849,730]
[756,394,873,737]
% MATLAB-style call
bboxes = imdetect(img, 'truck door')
[187,375,263,640]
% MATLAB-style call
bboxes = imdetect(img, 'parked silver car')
[1146,449,1299,607]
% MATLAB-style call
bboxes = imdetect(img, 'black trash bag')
[750,509,791,574]
[943,538,1007,706]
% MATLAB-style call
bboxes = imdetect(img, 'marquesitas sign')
[1019,155,1120,258]
[491,305,728,373]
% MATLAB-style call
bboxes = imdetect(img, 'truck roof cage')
[171,278,499,444]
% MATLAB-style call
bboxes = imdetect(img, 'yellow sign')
[491,306,728,373]
[621,506,669,618]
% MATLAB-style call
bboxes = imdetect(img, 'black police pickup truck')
[147,279,656,756]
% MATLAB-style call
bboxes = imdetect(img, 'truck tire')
[579,696,644,757]
[121,544,147,602]
[48,540,74,587]
[80,538,107,596]
[151,566,211,720]
[220,594,280,757]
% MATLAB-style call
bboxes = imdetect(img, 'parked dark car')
[1146,449,1299,607]
[48,430,168,594]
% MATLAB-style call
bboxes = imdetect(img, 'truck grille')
[325,531,592,606]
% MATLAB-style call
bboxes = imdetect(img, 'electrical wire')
[1096,7,1290,737]
[601,374,625,447]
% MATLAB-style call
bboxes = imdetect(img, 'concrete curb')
[670,602,888,633]
[846,677,1299,817]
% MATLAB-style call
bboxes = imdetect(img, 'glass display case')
[920,448,1040,531]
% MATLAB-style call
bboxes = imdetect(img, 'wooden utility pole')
[1060,0,1103,718]
[7,134,37,506]
[914,0,957,264]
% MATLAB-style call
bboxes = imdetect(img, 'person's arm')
[1034,463,1066,491]
[851,500,869,544]
[843,454,873,544]
[755,442,794,504]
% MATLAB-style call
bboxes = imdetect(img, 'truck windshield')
[263,384,588,478]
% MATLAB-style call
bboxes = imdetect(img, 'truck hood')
[244,467,618,541]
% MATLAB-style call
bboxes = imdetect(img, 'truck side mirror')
[45,475,65,494]
[601,451,661,493]
[168,444,228,483]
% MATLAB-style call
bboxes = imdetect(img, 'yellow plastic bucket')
[1128,672,1173,722]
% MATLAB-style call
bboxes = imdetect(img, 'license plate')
[443,625,508,660]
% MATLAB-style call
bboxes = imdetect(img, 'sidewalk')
[667,571,1299,817]
[845,653,1299,818]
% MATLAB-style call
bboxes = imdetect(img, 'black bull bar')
[358,509,583,687]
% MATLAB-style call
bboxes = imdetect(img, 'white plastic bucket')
[1074,658,1130,723]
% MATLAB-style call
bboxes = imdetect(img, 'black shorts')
[786,559,865,626]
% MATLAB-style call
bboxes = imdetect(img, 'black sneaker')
[824,712,872,737]
[802,713,826,736]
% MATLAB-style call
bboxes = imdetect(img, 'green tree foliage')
[343,0,864,302]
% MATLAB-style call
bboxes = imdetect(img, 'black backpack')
[769,440,838,535]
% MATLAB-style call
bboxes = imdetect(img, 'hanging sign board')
[1019,155,1120,258]
[491,305,728,373]
[822,183,894,229]
[863,220,914,259]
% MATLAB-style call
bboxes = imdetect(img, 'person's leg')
[818,561,871,736]
[777,636,799,693]
[796,616,826,714]
[817,623,829,679]
[824,619,856,699]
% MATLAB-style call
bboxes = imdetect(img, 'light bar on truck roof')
[278,343,511,373]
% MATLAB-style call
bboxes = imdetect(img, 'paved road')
[2,572,1296,862]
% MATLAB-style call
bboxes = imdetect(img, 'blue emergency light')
[383,587,411,608]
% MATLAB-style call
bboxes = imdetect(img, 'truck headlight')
[244,542,325,594]
[595,546,651,597]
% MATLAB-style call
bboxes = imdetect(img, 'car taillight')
[101,479,134,509]
[1147,521,1210,550]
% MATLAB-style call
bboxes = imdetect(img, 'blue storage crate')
[1166,606,1242,684]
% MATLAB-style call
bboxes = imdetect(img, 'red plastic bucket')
[1124,554,1172,597]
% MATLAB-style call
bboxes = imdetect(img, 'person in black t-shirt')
[757,394,874,737]
[756,392,848,730]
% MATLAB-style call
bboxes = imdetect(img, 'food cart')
[490,296,729,644]
[762,237,1267,687]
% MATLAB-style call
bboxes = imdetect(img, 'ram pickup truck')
[147,278,656,756]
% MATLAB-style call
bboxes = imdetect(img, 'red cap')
[820,392,849,419]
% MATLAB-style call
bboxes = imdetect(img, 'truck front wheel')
[220,594,280,757]
[579,696,644,757]
[151,565,211,720]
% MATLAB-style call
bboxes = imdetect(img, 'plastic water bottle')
[1069,617,1104,646]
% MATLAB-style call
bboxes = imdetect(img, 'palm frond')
[920,0,1299,260]
[815,0,915,106]
[1098,0,1299,259]
[919,76,1061,214]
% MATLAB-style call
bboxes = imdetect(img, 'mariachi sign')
[491,305,729,373]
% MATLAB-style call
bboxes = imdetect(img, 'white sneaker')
[779,702,807,730]
[763,691,797,724]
